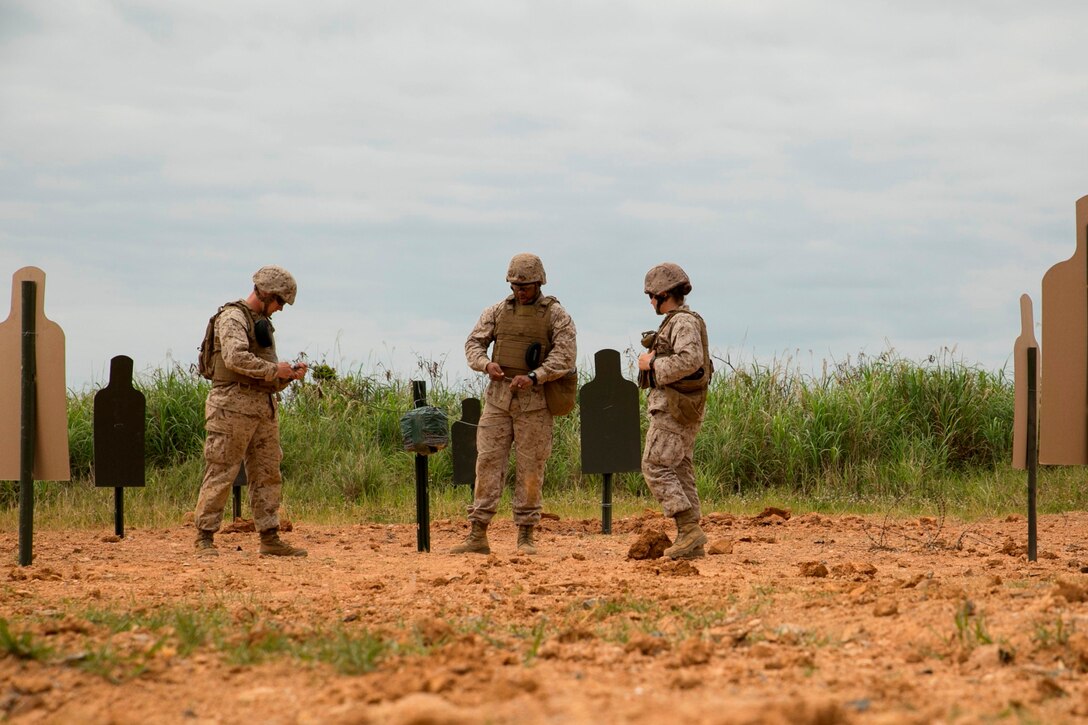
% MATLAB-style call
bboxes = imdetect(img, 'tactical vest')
[491,295,555,378]
[653,309,713,395]
[211,301,279,393]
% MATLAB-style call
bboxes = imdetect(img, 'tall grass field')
[3,348,1084,530]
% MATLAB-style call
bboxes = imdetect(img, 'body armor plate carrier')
[205,301,280,393]
[491,295,555,377]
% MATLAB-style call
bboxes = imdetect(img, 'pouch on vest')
[526,342,543,370]
[198,311,216,378]
[637,330,657,389]
[197,309,225,380]
[199,301,258,381]
[544,370,578,416]
[400,406,450,455]
[664,386,704,425]
[254,319,275,348]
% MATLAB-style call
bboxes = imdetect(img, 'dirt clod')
[707,539,733,555]
[754,507,791,521]
[627,530,671,560]
[872,598,898,617]
[798,561,829,578]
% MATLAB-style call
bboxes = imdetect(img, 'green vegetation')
[0,617,52,661]
[13,603,398,682]
[2,348,1082,529]
[0,595,734,682]
[1032,616,1073,649]
[952,599,993,650]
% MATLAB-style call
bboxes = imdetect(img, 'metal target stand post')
[18,281,36,566]
[413,381,431,552]
[1026,347,1038,562]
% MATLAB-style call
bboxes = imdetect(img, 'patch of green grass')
[953,600,992,650]
[584,597,656,621]
[172,609,216,655]
[517,617,549,664]
[599,619,633,646]
[43,601,399,681]
[743,585,777,617]
[75,641,161,683]
[0,617,52,661]
[1032,616,1073,649]
[458,615,509,650]
[671,606,732,633]
[308,629,391,675]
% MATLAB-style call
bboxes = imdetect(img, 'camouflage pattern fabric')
[195,403,283,533]
[643,262,690,296]
[642,304,707,517]
[195,302,286,533]
[646,306,707,432]
[207,304,283,416]
[469,404,553,526]
[641,417,701,518]
[464,293,576,526]
[464,297,577,412]
[252,265,297,305]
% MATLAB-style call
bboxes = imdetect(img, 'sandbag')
[400,406,450,455]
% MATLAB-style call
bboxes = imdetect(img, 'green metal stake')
[18,281,36,566]
[412,380,430,553]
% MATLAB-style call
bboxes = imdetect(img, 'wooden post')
[18,281,36,566]
[1027,346,1038,562]
[412,381,431,553]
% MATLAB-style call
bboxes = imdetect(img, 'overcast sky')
[2,1,1086,391]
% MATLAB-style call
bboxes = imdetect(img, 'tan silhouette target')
[1012,294,1039,470]
[0,266,70,481]
[1039,195,1088,464]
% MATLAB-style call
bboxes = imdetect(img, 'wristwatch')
[527,371,538,384]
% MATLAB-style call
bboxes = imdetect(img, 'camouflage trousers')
[642,414,701,519]
[469,403,553,526]
[195,403,283,533]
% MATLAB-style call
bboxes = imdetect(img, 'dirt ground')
[3,509,1088,724]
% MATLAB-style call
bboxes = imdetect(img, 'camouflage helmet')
[644,262,692,297]
[252,265,297,305]
[506,253,546,285]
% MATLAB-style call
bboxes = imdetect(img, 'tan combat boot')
[450,521,490,555]
[664,508,707,559]
[516,525,537,555]
[259,528,308,557]
[195,529,218,556]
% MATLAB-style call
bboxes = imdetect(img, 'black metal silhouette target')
[579,349,641,533]
[451,398,481,486]
[580,349,641,474]
[93,355,146,538]
[94,356,146,488]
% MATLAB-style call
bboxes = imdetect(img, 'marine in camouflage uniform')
[451,253,577,555]
[193,266,309,558]
[638,262,713,559]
